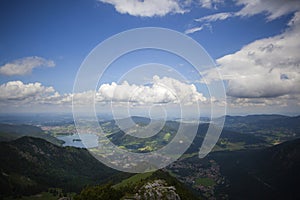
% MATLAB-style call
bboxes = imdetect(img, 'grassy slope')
[113,172,154,189]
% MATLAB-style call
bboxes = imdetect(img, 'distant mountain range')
[0,123,63,145]
[105,115,295,154]
[218,114,300,134]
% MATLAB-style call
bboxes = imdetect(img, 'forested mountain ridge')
[0,136,125,197]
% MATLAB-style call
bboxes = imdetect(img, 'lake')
[57,133,98,148]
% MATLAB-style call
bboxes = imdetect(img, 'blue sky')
[0,0,300,116]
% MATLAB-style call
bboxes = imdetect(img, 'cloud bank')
[0,76,207,109]
[0,56,55,76]
[202,12,300,108]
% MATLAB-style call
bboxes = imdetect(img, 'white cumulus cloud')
[97,76,206,105]
[0,81,55,101]
[0,56,55,76]
[203,12,300,100]
[98,0,187,17]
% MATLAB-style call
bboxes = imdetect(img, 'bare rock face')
[134,179,181,200]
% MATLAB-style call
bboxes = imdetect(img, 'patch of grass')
[138,145,153,152]
[195,177,215,187]
[213,142,246,152]
[180,152,198,159]
[113,172,154,189]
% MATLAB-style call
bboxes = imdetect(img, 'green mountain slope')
[209,139,300,199]
[0,137,125,197]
